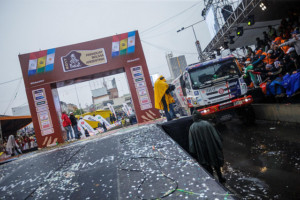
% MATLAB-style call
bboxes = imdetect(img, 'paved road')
[0,125,231,200]
[219,119,300,200]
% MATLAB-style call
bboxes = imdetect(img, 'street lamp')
[177,20,205,62]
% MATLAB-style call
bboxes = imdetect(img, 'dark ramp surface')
[0,125,232,199]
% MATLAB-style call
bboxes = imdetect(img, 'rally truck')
[171,55,255,124]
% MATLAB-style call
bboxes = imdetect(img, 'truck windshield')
[189,59,240,89]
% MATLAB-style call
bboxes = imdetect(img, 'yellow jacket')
[154,75,175,111]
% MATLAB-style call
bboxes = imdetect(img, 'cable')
[0,77,22,86]
[3,79,22,115]
[142,4,201,40]
[141,40,198,55]
[140,1,202,35]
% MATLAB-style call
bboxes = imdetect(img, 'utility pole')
[177,20,205,62]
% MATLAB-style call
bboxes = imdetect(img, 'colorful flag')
[45,48,55,72]
[37,51,47,73]
[28,48,56,76]
[28,53,38,76]
[119,33,128,55]
[112,35,120,57]
[127,31,135,54]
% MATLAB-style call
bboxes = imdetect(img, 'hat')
[274,61,281,68]
[246,58,251,61]
[286,47,295,54]
[256,50,263,55]
[267,50,273,54]
[274,37,282,42]
[70,112,73,115]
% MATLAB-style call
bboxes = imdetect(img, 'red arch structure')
[19,31,160,148]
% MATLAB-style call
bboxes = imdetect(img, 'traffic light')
[247,15,255,26]
[236,27,244,36]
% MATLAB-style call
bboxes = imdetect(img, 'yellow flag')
[120,38,128,50]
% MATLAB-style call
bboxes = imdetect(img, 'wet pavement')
[219,119,300,200]
[0,124,231,200]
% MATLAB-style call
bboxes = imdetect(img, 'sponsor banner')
[32,88,54,136]
[135,81,146,88]
[37,111,53,130]
[137,87,147,96]
[140,96,150,105]
[41,128,54,136]
[94,115,111,128]
[35,100,47,107]
[141,104,152,110]
[32,88,46,102]
[36,105,49,113]
[107,103,117,119]
[134,77,144,83]
[130,66,152,110]
[61,48,107,72]
[78,119,97,135]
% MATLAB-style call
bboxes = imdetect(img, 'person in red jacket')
[61,111,73,141]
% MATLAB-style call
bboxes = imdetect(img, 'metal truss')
[203,0,263,53]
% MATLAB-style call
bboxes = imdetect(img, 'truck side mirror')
[180,75,187,96]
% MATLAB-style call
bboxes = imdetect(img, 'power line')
[140,1,202,35]
[141,40,198,55]
[3,79,22,115]
[0,77,22,86]
[142,3,201,40]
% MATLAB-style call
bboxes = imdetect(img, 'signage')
[32,88,54,136]
[61,48,107,72]
[131,66,152,110]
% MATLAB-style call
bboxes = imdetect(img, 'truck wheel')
[238,106,256,125]
[190,107,195,115]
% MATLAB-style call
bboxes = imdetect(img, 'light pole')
[177,20,205,62]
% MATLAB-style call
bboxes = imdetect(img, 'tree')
[73,108,84,116]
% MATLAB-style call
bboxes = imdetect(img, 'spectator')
[280,28,300,55]
[268,25,277,39]
[189,110,226,183]
[61,111,73,141]
[69,112,80,139]
[256,37,265,49]
[6,135,22,156]
[154,75,176,121]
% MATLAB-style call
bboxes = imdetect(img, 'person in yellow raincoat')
[154,75,176,121]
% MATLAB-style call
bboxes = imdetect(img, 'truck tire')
[237,105,256,125]
[190,107,195,115]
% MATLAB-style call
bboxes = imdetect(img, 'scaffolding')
[202,0,263,54]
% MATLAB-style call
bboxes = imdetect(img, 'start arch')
[19,31,160,148]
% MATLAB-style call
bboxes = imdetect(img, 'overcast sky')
[0,0,213,115]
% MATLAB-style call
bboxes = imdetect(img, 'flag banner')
[61,48,107,72]
[111,31,136,57]
[107,103,117,120]
[45,48,55,72]
[119,33,128,55]
[127,31,135,54]
[112,35,120,57]
[28,49,56,76]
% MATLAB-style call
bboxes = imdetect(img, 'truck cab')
[172,55,255,123]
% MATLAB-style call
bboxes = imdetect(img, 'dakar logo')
[219,88,224,94]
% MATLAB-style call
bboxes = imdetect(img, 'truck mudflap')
[197,95,253,116]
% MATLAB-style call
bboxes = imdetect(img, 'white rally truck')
[172,55,255,124]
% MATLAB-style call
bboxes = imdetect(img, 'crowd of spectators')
[0,133,37,160]
[241,13,300,101]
